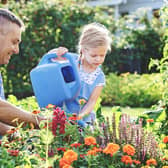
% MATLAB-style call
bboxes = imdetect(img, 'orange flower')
[121,155,133,165]
[146,119,154,123]
[162,166,168,168]
[84,136,96,146]
[46,104,55,108]
[59,158,71,168]
[32,110,41,114]
[163,136,168,143]
[92,147,102,152]
[6,128,19,135]
[133,160,141,164]
[87,149,97,156]
[79,99,87,105]
[123,144,135,156]
[146,158,157,166]
[87,147,102,156]
[63,150,78,164]
[63,165,73,168]
[103,143,120,156]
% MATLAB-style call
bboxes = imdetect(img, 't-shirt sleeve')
[95,71,106,87]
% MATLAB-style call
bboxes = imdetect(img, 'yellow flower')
[159,143,166,149]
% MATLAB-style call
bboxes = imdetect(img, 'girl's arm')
[78,86,103,118]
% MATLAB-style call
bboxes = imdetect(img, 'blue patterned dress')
[65,55,106,127]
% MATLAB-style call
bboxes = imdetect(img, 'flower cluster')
[52,107,66,136]
[59,150,78,168]
[1,105,168,167]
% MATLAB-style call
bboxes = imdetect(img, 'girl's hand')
[47,47,68,61]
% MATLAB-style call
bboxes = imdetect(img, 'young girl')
[48,22,112,127]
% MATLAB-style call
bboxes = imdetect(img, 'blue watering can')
[30,52,81,108]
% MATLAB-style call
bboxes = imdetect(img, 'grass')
[101,106,150,118]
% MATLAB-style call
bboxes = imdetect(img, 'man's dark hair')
[0,8,24,28]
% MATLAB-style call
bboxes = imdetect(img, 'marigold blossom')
[162,166,168,168]
[133,160,141,165]
[46,104,56,109]
[6,128,19,135]
[123,144,136,156]
[59,158,71,168]
[146,119,154,123]
[163,136,168,144]
[121,155,133,165]
[84,136,97,146]
[32,110,41,114]
[63,150,78,164]
[87,147,102,156]
[79,99,87,105]
[103,143,120,156]
[87,149,97,156]
[146,158,157,166]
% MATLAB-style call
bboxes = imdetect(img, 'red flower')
[163,136,168,143]
[7,149,19,156]
[57,147,66,152]
[80,154,86,158]
[70,143,82,148]
[52,107,66,136]
[48,149,55,157]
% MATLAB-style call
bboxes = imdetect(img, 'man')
[0,8,43,136]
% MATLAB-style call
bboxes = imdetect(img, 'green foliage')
[137,4,168,135]
[101,73,163,107]
[0,0,115,98]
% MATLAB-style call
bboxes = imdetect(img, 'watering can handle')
[38,53,57,66]
[38,52,81,99]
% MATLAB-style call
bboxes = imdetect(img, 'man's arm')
[0,99,42,128]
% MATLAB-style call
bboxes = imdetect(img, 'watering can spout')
[30,52,81,108]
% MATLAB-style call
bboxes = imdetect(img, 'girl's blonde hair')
[78,22,112,54]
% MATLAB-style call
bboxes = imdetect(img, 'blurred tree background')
[0,0,165,99]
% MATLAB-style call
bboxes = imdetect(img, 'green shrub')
[1,0,115,98]
[101,73,163,107]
